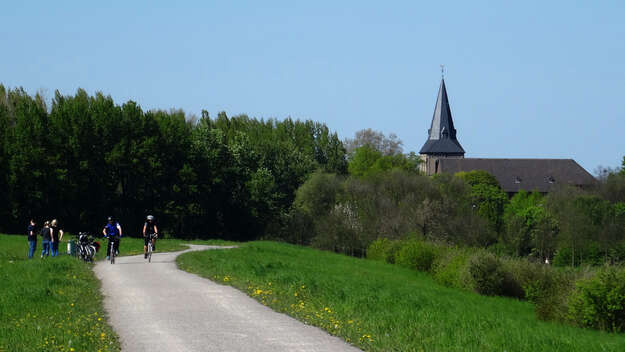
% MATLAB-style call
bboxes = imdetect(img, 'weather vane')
[440,64,445,79]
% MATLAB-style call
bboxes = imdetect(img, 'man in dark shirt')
[40,220,52,258]
[27,219,36,259]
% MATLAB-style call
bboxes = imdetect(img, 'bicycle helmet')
[146,215,154,221]
[107,216,114,222]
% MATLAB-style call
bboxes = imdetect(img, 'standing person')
[102,216,122,260]
[27,219,37,259]
[50,219,64,257]
[40,221,52,258]
[143,215,158,259]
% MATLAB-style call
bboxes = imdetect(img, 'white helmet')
[146,215,154,221]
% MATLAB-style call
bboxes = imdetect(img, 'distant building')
[419,79,596,195]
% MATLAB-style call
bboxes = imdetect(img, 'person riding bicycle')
[103,216,122,260]
[143,215,158,259]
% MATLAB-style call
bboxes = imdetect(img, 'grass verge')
[0,234,120,351]
[176,241,625,352]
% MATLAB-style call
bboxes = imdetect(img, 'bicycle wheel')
[110,241,115,264]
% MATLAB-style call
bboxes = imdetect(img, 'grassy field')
[177,241,625,352]
[0,233,237,351]
[0,234,120,351]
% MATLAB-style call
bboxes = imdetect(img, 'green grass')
[0,234,120,351]
[177,241,625,352]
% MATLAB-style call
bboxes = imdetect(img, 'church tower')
[419,78,465,175]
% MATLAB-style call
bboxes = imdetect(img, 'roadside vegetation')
[177,241,625,352]
[368,236,625,332]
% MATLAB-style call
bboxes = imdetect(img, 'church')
[419,78,596,196]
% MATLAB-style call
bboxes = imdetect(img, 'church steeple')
[419,78,465,157]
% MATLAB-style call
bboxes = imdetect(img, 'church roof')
[419,79,465,156]
[437,158,597,193]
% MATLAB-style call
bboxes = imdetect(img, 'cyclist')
[143,215,158,259]
[103,216,122,260]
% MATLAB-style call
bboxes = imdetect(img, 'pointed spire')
[419,78,465,156]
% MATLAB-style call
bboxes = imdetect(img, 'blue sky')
[2,1,624,172]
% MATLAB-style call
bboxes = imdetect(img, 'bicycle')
[77,232,99,263]
[108,235,119,264]
[146,233,157,263]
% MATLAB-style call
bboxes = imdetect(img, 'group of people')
[27,218,64,258]
[27,215,159,260]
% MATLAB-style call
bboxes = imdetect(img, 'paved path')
[94,245,361,352]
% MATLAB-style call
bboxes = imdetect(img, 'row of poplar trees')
[0,86,347,240]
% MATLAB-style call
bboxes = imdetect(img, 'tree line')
[0,86,347,240]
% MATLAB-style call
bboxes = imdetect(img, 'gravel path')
[94,245,361,352]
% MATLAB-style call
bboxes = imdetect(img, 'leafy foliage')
[569,267,625,332]
[394,238,440,272]
[468,252,508,296]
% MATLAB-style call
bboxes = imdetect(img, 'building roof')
[419,79,465,156]
[437,158,597,193]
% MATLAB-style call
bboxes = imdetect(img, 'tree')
[347,145,383,177]
[348,145,420,178]
[455,170,500,188]
[6,87,51,228]
[344,128,403,156]
[456,170,508,235]
[0,86,11,228]
[502,190,560,261]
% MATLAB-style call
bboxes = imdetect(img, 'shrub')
[468,252,509,296]
[395,239,440,272]
[568,266,625,332]
[504,259,575,320]
[553,247,573,267]
[365,237,404,264]
[431,247,473,290]
[533,269,575,322]
[367,238,394,262]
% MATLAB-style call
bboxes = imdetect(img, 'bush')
[367,238,402,263]
[553,247,573,267]
[568,266,625,332]
[395,239,440,272]
[468,252,509,296]
[431,247,473,290]
[504,259,575,320]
